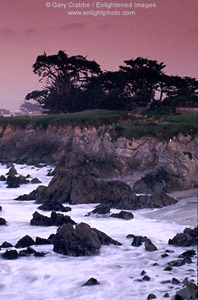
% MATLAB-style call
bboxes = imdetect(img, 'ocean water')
[0,164,197,300]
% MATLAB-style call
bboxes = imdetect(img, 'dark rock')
[176,278,198,300]
[164,266,172,271]
[6,166,17,176]
[38,201,71,212]
[147,294,156,300]
[0,218,7,225]
[0,241,13,248]
[142,275,150,281]
[30,211,76,227]
[35,237,52,245]
[168,226,198,247]
[83,278,99,286]
[110,211,134,220]
[86,204,111,216]
[183,257,192,264]
[161,253,169,258]
[145,239,158,251]
[166,259,185,268]
[172,295,184,300]
[0,175,6,181]
[15,185,46,201]
[2,250,18,260]
[131,236,147,247]
[163,293,169,298]
[53,222,121,256]
[0,205,2,211]
[178,250,196,258]
[171,278,180,285]
[19,247,36,256]
[140,270,146,276]
[153,263,158,266]
[18,175,29,184]
[126,234,135,239]
[6,175,20,188]
[34,251,46,257]
[161,280,171,284]
[165,249,174,253]
[26,174,31,178]
[48,233,55,241]
[31,178,42,184]
[15,235,35,248]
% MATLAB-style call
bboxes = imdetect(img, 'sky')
[0,0,198,110]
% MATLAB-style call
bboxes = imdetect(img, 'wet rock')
[164,266,172,271]
[30,211,76,227]
[178,250,196,258]
[6,166,17,176]
[110,211,134,220]
[0,175,6,181]
[31,178,42,184]
[53,222,121,256]
[2,250,18,260]
[6,175,20,188]
[171,278,180,285]
[126,234,135,239]
[86,204,111,216]
[18,175,29,184]
[0,241,13,248]
[145,239,158,251]
[161,253,169,258]
[131,236,147,247]
[140,270,146,276]
[0,206,2,211]
[0,218,7,225]
[38,201,71,212]
[15,235,35,248]
[163,293,169,298]
[35,237,52,245]
[161,280,171,284]
[171,295,184,300]
[147,294,157,300]
[19,247,36,256]
[166,259,185,268]
[169,226,198,247]
[83,278,99,286]
[15,185,46,201]
[142,275,150,281]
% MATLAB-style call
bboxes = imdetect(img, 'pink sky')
[0,0,198,110]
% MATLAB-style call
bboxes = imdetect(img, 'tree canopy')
[25,50,198,114]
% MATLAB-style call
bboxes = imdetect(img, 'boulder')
[30,211,76,227]
[35,237,52,245]
[2,250,18,260]
[178,250,196,258]
[0,205,2,211]
[53,222,121,256]
[142,275,150,281]
[38,201,71,212]
[172,279,198,300]
[0,218,7,225]
[15,235,35,248]
[86,204,111,216]
[15,185,46,201]
[6,166,17,176]
[168,227,198,247]
[131,235,147,247]
[0,241,13,248]
[31,178,42,184]
[110,211,134,220]
[83,278,99,286]
[6,175,20,188]
[0,175,6,181]
[144,239,158,251]
[147,294,157,300]
[166,259,185,268]
[18,247,46,257]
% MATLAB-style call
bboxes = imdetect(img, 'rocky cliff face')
[0,125,197,198]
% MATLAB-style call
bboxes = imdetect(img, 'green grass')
[0,110,128,130]
[0,110,197,140]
